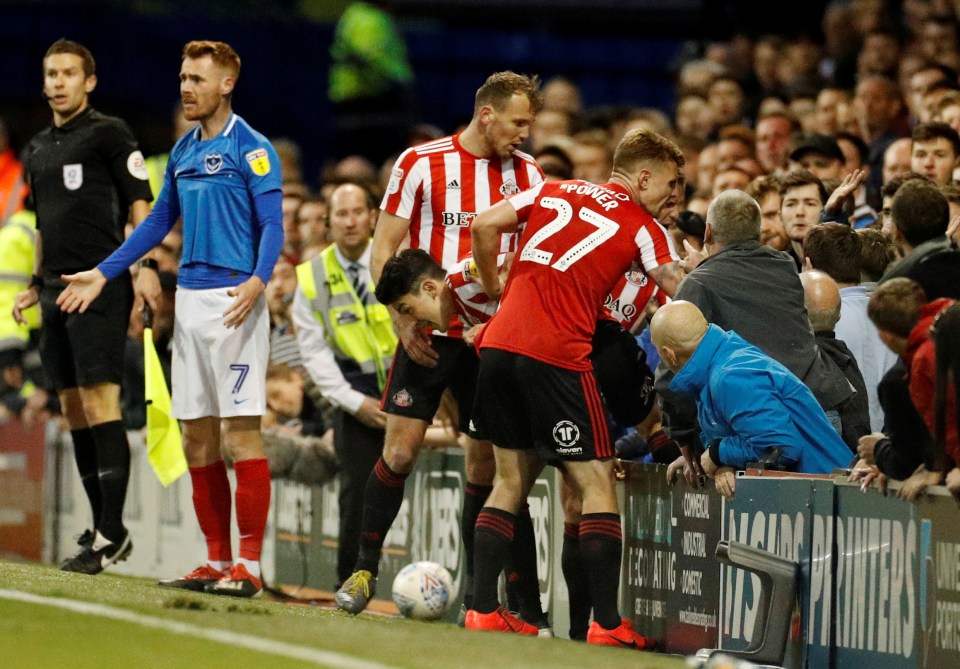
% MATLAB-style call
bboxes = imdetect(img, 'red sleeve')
[909,342,937,437]
[507,181,545,222]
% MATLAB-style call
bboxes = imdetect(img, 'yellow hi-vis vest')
[0,210,39,351]
[295,245,397,391]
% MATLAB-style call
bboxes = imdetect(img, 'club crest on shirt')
[393,388,413,408]
[205,153,223,174]
[499,180,520,197]
[245,148,271,176]
[624,270,648,287]
[63,163,83,190]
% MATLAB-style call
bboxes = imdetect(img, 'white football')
[391,561,455,620]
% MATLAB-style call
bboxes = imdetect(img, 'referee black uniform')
[23,105,152,564]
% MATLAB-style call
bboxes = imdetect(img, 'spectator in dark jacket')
[800,270,871,451]
[880,179,960,300]
[804,224,898,431]
[858,279,952,497]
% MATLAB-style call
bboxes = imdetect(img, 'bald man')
[651,301,851,497]
[882,138,913,185]
[800,271,872,446]
[656,190,854,470]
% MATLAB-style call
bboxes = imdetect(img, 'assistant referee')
[13,39,153,574]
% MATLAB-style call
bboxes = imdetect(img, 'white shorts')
[171,286,269,420]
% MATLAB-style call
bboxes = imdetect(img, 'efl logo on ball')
[391,561,455,621]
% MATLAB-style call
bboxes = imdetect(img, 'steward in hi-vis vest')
[291,182,397,587]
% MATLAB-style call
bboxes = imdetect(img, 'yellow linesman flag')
[144,309,186,486]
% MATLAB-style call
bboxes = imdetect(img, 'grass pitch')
[0,561,686,669]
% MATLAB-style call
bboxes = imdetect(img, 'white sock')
[92,531,113,551]
[237,557,261,578]
[208,560,232,572]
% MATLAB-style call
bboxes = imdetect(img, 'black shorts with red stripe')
[590,319,655,428]
[381,335,478,432]
[471,348,612,462]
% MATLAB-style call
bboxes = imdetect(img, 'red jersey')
[478,180,678,371]
[381,134,543,338]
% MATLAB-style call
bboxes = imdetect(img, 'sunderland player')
[57,41,283,598]
[374,250,505,340]
[376,221,677,640]
[335,71,546,619]
[466,129,684,647]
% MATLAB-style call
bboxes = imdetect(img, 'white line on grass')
[0,589,398,669]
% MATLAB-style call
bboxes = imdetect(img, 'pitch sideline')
[0,588,399,669]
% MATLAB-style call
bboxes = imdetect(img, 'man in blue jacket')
[651,300,850,497]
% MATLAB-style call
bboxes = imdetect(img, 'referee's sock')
[355,457,408,575]
[579,512,623,630]
[460,482,492,609]
[234,457,271,562]
[473,507,516,614]
[189,460,234,565]
[91,421,130,543]
[561,521,592,641]
[506,503,545,623]
[70,428,102,532]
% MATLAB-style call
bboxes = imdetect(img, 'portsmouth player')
[57,40,283,598]
[466,129,684,647]
[335,71,545,618]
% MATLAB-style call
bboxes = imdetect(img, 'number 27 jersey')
[478,180,678,371]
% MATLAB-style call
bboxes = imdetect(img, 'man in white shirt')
[291,182,397,588]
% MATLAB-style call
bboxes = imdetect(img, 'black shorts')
[381,335,478,432]
[590,319,656,427]
[471,348,612,463]
[39,274,133,391]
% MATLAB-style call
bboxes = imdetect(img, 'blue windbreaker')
[669,325,850,473]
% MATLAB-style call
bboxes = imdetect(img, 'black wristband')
[29,274,43,290]
[708,439,723,468]
[138,258,159,272]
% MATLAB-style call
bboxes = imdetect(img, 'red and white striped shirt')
[381,134,543,338]
[445,254,507,327]
[381,134,543,269]
[601,268,667,329]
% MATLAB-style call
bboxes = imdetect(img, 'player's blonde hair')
[182,40,241,79]
[612,128,685,176]
[474,71,543,114]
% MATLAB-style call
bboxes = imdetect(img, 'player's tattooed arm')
[647,260,684,298]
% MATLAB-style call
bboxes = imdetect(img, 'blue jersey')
[98,113,283,289]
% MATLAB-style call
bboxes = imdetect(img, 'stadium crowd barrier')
[3,417,959,668]
[622,462,960,669]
